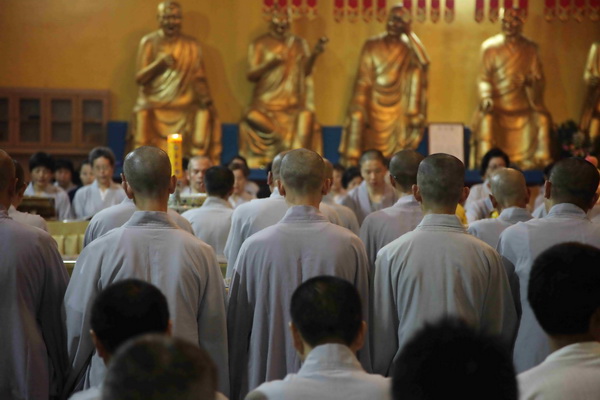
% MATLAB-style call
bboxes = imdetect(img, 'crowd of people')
[1,144,600,400]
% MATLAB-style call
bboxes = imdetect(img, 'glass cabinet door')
[50,98,73,143]
[19,98,41,143]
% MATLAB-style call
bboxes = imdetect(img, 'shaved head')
[417,154,465,207]
[489,168,528,209]
[187,156,212,172]
[271,151,289,182]
[389,150,424,192]
[280,149,325,195]
[549,158,600,210]
[13,159,26,191]
[124,146,172,197]
[0,150,15,208]
[359,149,387,168]
[324,159,334,179]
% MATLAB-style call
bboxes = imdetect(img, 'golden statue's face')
[387,7,410,36]
[270,16,290,39]
[501,11,524,37]
[159,5,182,37]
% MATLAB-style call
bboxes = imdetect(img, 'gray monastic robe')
[467,206,532,248]
[227,206,371,399]
[359,195,423,268]
[83,198,192,247]
[466,196,495,224]
[322,193,360,234]
[8,204,48,231]
[497,203,600,373]
[72,180,126,220]
[64,211,229,396]
[340,181,398,225]
[182,196,233,262]
[372,214,519,377]
[25,182,73,220]
[0,209,69,400]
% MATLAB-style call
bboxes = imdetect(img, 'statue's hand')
[480,98,494,113]
[407,113,424,129]
[312,37,328,56]
[159,53,175,67]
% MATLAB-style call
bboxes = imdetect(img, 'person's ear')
[322,178,332,195]
[489,194,498,210]
[267,171,273,187]
[90,330,108,360]
[165,320,173,337]
[349,321,367,353]
[121,173,134,200]
[525,186,531,204]
[544,180,551,200]
[412,184,422,203]
[460,186,470,204]
[589,307,600,342]
[289,322,304,355]
[590,192,600,211]
[278,179,286,197]
[389,174,396,188]
[168,175,177,194]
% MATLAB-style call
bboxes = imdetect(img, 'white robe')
[464,181,490,209]
[182,196,233,262]
[227,206,371,399]
[322,193,360,234]
[518,342,600,400]
[497,203,600,373]
[246,344,391,400]
[63,211,229,396]
[467,206,533,248]
[24,182,73,220]
[465,196,495,224]
[0,209,69,400]
[8,204,48,231]
[340,181,398,225]
[72,180,126,220]
[83,198,192,247]
[372,214,519,377]
[359,195,423,268]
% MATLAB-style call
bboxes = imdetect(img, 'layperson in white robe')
[63,146,229,397]
[517,243,600,400]
[25,151,73,220]
[24,181,72,220]
[323,160,359,234]
[0,150,69,400]
[465,195,495,223]
[227,149,371,400]
[467,168,533,248]
[72,147,126,219]
[10,159,47,231]
[498,158,600,373]
[246,276,390,400]
[359,150,424,267]
[83,197,192,247]
[182,166,234,263]
[372,154,519,377]
[340,150,398,225]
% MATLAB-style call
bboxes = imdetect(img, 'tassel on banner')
[348,0,360,23]
[305,0,318,19]
[518,0,528,20]
[591,0,600,22]
[444,0,455,23]
[489,0,500,22]
[572,0,585,22]
[401,0,412,22]
[475,0,485,23]
[363,0,374,22]
[416,0,426,23]
[557,0,571,21]
[431,0,441,23]
[263,0,275,21]
[376,0,387,22]
[544,0,556,21]
[334,0,345,22]
[291,0,303,17]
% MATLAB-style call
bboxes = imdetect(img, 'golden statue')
[238,11,327,168]
[580,42,600,155]
[470,8,552,170]
[131,1,221,164]
[338,4,429,166]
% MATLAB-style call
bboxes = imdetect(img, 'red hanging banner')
[431,0,441,23]
[263,0,275,21]
[475,0,485,23]
[558,0,571,21]
[291,0,303,17]
[572,0,585,22]
[504,0,514,10]
[444,0,455,22]
[416,0,426,23]
[363,0,374,22]
[334,0,345,22]
[544,0,556,21]
[348,0,360,23]
[305,0,318,19]
[591,0,600,22]
[518,0,528,19]
[489,0,500,22]
[376,0,387,22]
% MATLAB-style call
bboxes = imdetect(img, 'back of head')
[29,151,55,172]
[290,276,362,347]
[529,242,600,336]
[0,150,16,193]
[323,159,334,180]
[13,159,26,191]
[91,279,170,354]
[89,146,116,167]
[280,149,325,195]
[389,150,424,192]
[417,153,465,207]
[270,151,288,182]
[549,157,600,210]
[393,318,517,400]
[489,168,528,209]
[205,166,234,198]
[123,146,172,197]
[103,335,217,400]
[359,149,387,168]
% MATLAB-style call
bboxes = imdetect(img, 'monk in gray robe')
[9,159,48,231]
[227,149,371,399]
[323,160,360,234]
[359,150,424,268]
[63,146,228,396]
[0,149,69,400]
[372,154,519,377]
[497,158,600,373]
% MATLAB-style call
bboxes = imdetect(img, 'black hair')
[333,163,345,173]
[393,318,517,400]
[29,152,55,172]
[479,148,510,177]
[290,276,362,347]
[341,166,362,189]
[54,158,75,175]
[229,162,250,178]
[204,166,234,198]
[529,242,600,335]
[89,146,116,167]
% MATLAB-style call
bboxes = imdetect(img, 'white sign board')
[428,123,464,163]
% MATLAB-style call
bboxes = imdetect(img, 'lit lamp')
[167,133,184,180]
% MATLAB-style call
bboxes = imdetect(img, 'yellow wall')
[1,1,598,126]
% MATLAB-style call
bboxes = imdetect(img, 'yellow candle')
[167,133,184,179]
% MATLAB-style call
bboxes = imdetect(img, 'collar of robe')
[123,210,180,229]
[416,213,465,231]
[280,205,328,223]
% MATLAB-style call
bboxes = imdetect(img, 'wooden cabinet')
[0,88,109,155]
